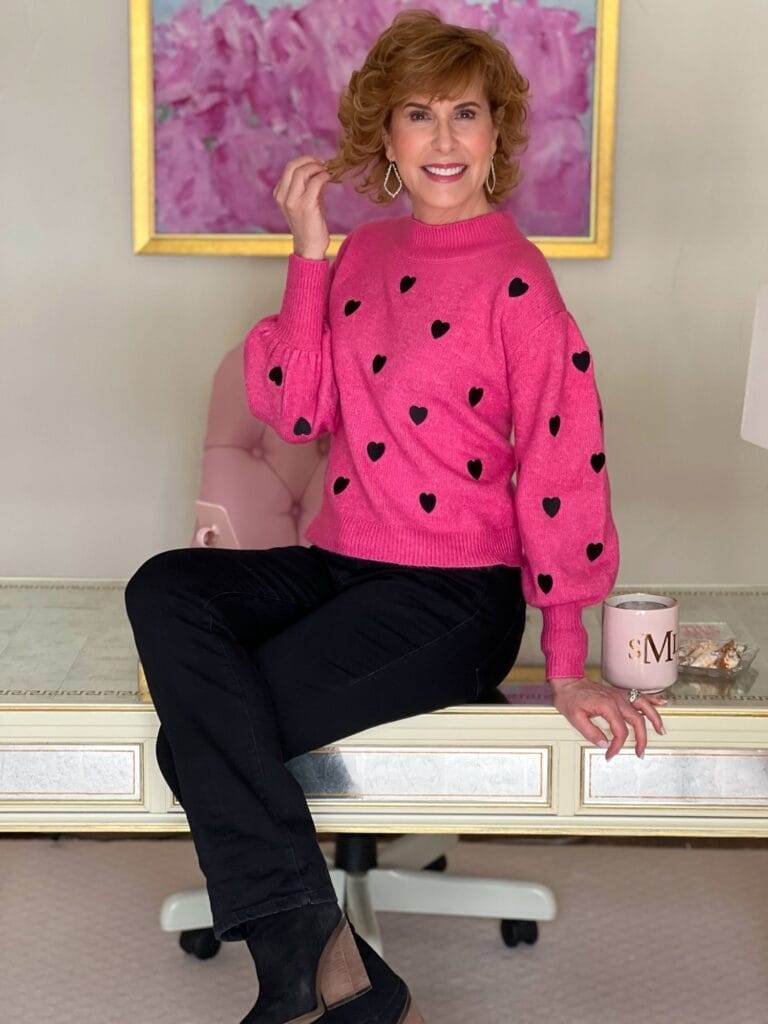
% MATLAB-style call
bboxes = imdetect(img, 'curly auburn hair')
[323,8,531,207]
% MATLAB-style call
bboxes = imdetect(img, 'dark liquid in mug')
[616,600,666,610]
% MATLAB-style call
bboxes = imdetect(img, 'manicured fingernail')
[639,751,645,759]
[597,739,609,748]
[660,725,667,735]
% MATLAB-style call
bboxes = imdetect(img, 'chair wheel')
[179,927,221,959]
[424,854,448,872]
[500,919,538,947]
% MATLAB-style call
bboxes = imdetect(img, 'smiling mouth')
[421,164,468,181]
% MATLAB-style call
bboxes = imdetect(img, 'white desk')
[1,580,766,838]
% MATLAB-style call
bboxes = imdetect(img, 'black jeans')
[124,543,526,943]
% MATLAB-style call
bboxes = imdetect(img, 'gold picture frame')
[129,0,619,259]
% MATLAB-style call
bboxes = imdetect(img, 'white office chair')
[159,811,558,962]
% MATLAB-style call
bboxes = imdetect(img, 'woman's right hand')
[272,155,333,261]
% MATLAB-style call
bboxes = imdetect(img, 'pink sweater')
[243,210,620,681]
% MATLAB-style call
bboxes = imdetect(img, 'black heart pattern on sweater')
[537,574,553,594]
[326,274,607,608]
[268,366,282,385]
[572,351,590,372]
[294,417,311,436]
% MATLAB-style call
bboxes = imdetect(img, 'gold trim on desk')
[2,695,766,716]
[3,822,768,838]
[9,647,768,716]
[138,662,150,703]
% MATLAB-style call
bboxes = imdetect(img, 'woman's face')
[382,78,500,223]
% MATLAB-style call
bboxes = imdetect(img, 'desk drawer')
[0,743,145,809]
[579,746,768,813]
[289,744,553,809]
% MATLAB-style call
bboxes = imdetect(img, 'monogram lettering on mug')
[628,629,677,664]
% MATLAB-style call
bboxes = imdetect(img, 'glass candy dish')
[677,622,759,679]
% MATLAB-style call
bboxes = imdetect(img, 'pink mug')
[601,592,678,693]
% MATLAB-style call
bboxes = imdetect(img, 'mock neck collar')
[394,208,523,259]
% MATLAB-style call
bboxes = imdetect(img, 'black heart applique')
[344,299,361,316]
[419,492,437,513]
[268,365,283,386]
[591,452,606,472]
[293,417,311,436]
[467,459,482,479]
[508,277,529,297]
[542,497,560,517]
[367,441,385,461]
[409,406,428,425]
[537,573,553,594]
[372,354,387,373]
[431,319,450,338]
[468,386,484,407]
[400,275,416,293]
[333,477,350,494]
[549,415,560,437]
[586,542,603,561]
[572,351,590,372]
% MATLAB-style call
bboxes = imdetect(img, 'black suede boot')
[318,924,425,1024]
[240,901,373,1024]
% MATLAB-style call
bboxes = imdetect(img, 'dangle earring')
[383,160,403,199]
[485,154,496,195]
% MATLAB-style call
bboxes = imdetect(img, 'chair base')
[159,834,558,958]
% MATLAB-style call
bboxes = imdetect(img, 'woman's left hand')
[548,675,668,760]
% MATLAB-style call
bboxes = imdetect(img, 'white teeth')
[424,165,466,176]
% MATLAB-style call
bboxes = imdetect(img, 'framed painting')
[129,0,619,258]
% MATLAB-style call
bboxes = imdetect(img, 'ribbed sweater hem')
[305,506,524,568]
[306,509,590,680]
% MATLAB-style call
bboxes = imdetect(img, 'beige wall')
[2,1,766,581]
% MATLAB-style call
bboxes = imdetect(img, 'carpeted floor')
[2,833,766,1023]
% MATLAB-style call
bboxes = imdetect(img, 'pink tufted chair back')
[190,340,330,551]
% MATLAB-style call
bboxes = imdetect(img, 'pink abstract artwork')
[151,0,597,237]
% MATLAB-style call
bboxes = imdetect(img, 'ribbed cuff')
[540,603,589,681]
[277,253,331,348]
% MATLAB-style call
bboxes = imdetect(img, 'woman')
[125,9,667,1024]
